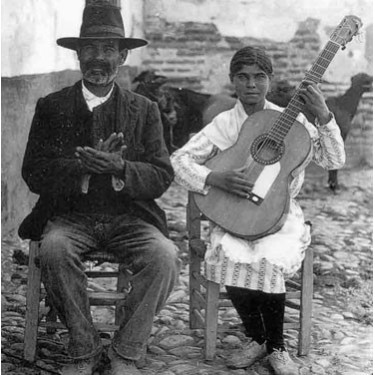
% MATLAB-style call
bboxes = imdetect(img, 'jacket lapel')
[115,85,139,148]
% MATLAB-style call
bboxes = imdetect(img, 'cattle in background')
[319,73,372,191]
[164,87,239,148]
[132,71,178,153]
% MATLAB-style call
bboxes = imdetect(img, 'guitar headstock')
[330,15,363,49]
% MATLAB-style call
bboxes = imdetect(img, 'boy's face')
[77,39,127,86]
[231,64,270,107]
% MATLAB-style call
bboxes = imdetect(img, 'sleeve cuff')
[112,176,125,191]
[314,111,334,127]
[81,174,91,194]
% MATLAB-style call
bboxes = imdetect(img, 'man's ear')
[267,74,274,93]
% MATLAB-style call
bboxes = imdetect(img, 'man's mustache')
[85,60,111,72]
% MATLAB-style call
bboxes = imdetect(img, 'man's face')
[77,39,127,86]
[231,64,270,107]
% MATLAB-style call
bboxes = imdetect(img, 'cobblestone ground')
[2,165,373,375]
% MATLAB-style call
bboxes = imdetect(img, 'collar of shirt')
[82,81,114,112]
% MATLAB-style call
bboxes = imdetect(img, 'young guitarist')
[171,46,345,375]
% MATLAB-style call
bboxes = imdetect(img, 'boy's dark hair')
[230,46,273,77]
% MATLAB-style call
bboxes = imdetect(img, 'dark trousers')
[226,286,286,353]
[39,213,180,361]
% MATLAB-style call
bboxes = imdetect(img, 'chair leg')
[115,265,131,325]
[24,241,42,362]
[298,247,314,356]
[204,280,220,360]
[45,296,58,334]
[187,192,205,330]
[189,252,203,329]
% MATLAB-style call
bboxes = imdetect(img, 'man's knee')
[152,237,180,272]
[39,230,72,266]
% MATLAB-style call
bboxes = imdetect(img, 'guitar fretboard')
[269,40,341,142]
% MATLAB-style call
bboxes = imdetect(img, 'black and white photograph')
[1,1,373,374]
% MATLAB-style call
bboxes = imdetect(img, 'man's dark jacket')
[19,81,174,240]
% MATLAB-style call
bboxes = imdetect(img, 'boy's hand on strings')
[299,81,331,125]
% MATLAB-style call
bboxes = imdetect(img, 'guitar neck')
[270,40,341,142]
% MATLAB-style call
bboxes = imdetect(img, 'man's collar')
[81,81,115,111]
[82,80,114,100]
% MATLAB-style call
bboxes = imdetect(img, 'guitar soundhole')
[251,134,284,165]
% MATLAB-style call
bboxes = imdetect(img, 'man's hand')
[96,132,125,153]
[75,132,127,175]
[206,169,253,198]
[76,146,127,175]
[299,81,331,125]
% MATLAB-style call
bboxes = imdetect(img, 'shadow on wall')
[1,66,136,239]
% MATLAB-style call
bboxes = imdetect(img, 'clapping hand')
[76,132,127,175]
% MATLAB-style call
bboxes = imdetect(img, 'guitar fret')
[288,102,301,112]
[320,53,334,61]
[283,109,299,120]
[268,132,283,143]
[319,54,334,63]
[314,61,329,70]
[305,72,321,82]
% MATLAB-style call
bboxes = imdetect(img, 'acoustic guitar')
[194,15,362,240]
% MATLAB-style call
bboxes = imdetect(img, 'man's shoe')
[61,355,100,375]
[268,349,299,375]
[108,347,142,375]
[226,339,267,369]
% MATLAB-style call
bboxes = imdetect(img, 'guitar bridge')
[247,193,263,206]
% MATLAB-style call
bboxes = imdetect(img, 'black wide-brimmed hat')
[57,0,148,51]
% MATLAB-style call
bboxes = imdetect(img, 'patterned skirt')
[204,199,311,294]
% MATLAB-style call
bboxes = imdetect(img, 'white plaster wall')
[1,0,373,79]
[147,0,373,82]
[154,0,372,41]
[1,0,145,77]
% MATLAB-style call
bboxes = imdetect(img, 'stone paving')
[1,166,373,374]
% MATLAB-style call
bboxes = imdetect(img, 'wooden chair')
[24,241,131,362]
[187,192,314,360]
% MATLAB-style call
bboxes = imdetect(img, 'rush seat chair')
[24,241,131,362]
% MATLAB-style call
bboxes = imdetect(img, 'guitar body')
[193,109,313,240]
